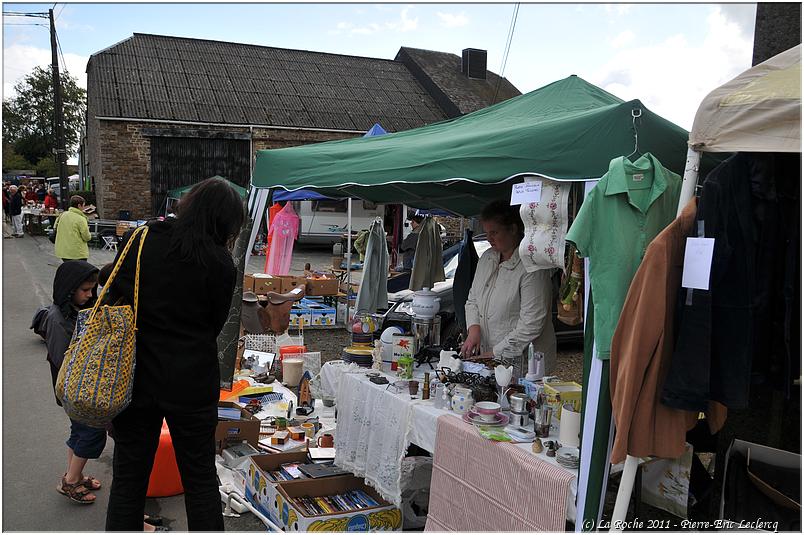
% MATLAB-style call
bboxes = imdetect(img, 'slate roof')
[396,47,521,117]
[87,33,450,131]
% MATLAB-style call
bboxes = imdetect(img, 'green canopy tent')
[252,75,696,217]
[250,75,712,531]
[167,175,249,201]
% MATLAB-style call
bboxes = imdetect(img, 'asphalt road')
[0,230,274,531]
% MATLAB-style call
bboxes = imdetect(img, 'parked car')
[381,236,583,346]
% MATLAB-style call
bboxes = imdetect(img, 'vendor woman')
[460,199,556,377]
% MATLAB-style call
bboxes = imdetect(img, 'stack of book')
[265,462,306,482]
[291,490,380,516]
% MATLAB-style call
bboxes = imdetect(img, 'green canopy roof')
[167,176,248,199]
[252,75,694,216]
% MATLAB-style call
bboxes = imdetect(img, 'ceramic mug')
[408,380,420,396]
[317,433,334,448]
[450,386,475,414]
[301,422,315,438]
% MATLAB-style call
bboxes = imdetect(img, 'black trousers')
[105,398,223,531]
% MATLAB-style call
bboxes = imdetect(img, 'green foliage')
[2,144,33,171]
[34,156,59,177]
[2,66,86,165]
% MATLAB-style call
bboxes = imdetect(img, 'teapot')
[411,288,441,318]
[450,385,474,414]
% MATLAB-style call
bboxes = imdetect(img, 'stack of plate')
[342,346,374,367]
[556,449,580,469]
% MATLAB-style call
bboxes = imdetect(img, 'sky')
[3,2,758,146]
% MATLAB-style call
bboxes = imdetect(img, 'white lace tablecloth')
[327,363,577,519]
[334,371,414,506]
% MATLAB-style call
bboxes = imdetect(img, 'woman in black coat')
[104,177,244,531]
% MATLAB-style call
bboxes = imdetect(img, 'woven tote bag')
[55,225,148,427]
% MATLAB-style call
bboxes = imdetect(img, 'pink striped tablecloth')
[425,414,575,532]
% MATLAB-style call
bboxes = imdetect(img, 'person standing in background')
[54,196,92,262]
[399,212,424,271]
[8,185,24,237]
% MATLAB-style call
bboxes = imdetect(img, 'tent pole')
[246,188,270,271]
[609,147,702,531]
[346,198,353,322]
[677,147,702,217]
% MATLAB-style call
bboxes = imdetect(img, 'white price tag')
[510,180,542,205]
[681,237,715,290]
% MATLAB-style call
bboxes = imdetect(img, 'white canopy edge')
[689,44,801,153]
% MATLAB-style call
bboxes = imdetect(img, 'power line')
[55,4,66,21]
[3,22,48,26]
[492,3,520,105]
[2,11,49,18]
[55,27,69,75]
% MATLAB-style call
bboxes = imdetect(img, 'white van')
[291,199,384,245]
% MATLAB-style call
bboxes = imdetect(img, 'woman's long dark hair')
[169,177,246,265]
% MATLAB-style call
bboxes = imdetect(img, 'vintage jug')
[450,385,474,414]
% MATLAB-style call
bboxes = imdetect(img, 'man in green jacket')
[54,196,91,262]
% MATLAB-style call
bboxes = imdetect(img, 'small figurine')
[297,371,314,409]
[371,340,383,370]
[532,438,543,454]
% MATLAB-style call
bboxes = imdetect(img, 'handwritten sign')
[510,180,542,205]
[681,238,715,290]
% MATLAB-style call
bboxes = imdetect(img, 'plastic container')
[282,358,304,386]
[278,345,306,363]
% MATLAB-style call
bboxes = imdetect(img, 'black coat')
[662,153,800,411]
[9,192,22,216]
[108,219,235,411]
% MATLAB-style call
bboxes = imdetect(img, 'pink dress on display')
[265,202,299,275]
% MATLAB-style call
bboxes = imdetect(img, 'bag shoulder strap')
[89,225,149,326]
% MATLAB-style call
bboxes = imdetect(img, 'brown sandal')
[80,475,101,490]
[57,476,96,504]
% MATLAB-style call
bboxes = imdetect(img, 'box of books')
[274,475,402,532]
[215,401,261,454]
[244,452,310,525]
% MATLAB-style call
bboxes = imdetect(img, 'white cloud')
[602,4,633,17]
[588,5,754,130]
[610,30,635,48]
[3,44,88,100]
[331,6,418,36]
[437,11,469,28]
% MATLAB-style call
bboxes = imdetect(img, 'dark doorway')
[150,136,250,215]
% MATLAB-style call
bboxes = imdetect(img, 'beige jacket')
[465,247,556,373]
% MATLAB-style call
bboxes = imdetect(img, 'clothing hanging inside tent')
[354,219,389,315]
[452,229,478,332]
[409,216,445,291]
[263,202,284,273]
[265,202,299,276]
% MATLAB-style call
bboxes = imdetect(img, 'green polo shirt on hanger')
[566,153,681,359]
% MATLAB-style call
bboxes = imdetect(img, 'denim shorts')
[66,419,108,459]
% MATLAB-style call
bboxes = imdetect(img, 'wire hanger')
[625,108,643,162]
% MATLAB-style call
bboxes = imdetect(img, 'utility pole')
[49,8,69,210]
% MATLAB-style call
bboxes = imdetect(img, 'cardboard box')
[253,274,280,295]
[278,275,306,294]
[275,475,402,532]
[245,452,311,526]
[543,381,582,419]
[289,305,312,328]
[215,401,261,453]
[307,302,337,326]
[306,275,339,296]
[243,273,256,293]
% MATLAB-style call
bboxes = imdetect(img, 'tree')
[35,156,58,177]
[2,144,33,171]
[2,66,86,166]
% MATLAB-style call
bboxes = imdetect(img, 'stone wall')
[96,120,152,219]
[88,121,362,219]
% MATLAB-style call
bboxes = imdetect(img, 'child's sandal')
[57,476,96,504]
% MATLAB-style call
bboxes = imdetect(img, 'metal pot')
[411,287,441,318]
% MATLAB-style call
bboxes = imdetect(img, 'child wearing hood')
[39,260,107,504]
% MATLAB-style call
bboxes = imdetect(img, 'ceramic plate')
[463,411,510,427]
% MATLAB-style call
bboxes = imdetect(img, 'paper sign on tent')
[510,180,542,205]
[682,238,715,290]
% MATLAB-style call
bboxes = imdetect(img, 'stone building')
[82,33,519,218]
